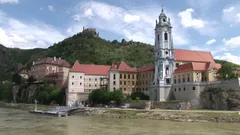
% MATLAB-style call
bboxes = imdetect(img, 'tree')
[12,73,22,84]
[109,90,123,105]
[88,89,110,105]
[217,63,237,80]
[131,92,149,100]
[88,89,124,105]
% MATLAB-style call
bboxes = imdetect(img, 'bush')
[88,89,123,105]
[130,92,149,100]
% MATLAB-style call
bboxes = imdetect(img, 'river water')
[1,108,240,135]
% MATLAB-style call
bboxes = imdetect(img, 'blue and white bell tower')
[150,6,175,101]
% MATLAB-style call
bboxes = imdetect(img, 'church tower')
[150,7,175,101]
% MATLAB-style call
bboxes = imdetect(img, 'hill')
[0,30,239,81]
[0,44,44,81]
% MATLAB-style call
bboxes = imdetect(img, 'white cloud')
[48,5,55,12]
[223,36,240,48]
[0,0,18,4]
[124,14,140,23]
[0,10,66,49]
[178,8,220,36]
[215,53,240,65]
[178,8,205,29]
[222,5,240,24]
[70,1,189,45]
[206,39,216,45]
[223,6,235,13]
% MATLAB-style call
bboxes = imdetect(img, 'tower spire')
[161,5,164,12]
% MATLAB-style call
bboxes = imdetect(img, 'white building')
[67,60,111,106]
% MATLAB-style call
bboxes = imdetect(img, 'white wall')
[68,72,85,93]
[108,71,120,91]
[172,78,240,102]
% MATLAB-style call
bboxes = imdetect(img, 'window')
[143,74,145,78]
[132,81,134,85]
[89,84,91,87]
[120,74,122,79]
[157,34,159,41]
[165,51,168,55]
[95,84,97,87]
[178,79,181,83]
[163,18,166,22]
[128,74,130,79]
[183,78,185,82]
[175,88,176,91]
[89,78,91,81]
[193,87,196,90]
[136,75,139,79]
[176,63,179,68]
[184,87,186,91]
[179,88,181,91]
[124,88,126,91]
[124,81,126,85]
[113,74,116,79]
[120,81,122,85]
[124,74,126,79]
[166,79,170,84]
[72,82,74,85]
[187,77,190,82]
[80,83,82,85]
[174,79,176,84]
[164,32,168,41]
[95,78,97,81]
[80,76,82,79]
[113,87,116,90]
[146,81,148,85]
[72,75,74,78]
[113,81,116,85]
[132,75,134,79]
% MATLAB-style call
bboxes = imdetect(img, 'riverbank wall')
[124,101,191,110]
[75,108,240,123]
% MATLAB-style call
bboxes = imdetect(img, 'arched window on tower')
[164,32,168,41]
[157,34,159,41]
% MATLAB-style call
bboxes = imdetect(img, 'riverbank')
[74,108,240,123]
[1,101,240,123]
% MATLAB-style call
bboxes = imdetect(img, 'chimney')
[54,56,56,61]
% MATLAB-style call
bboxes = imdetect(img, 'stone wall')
[125,101,151,110]
[151,101,191,110]
[172,78,240,108]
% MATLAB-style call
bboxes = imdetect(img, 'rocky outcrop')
[200,88,240,110]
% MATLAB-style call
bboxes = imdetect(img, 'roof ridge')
[175,48,211,53]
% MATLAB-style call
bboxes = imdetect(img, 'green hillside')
[0,30,239,81]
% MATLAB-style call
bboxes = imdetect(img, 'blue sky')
[0,0,240,64]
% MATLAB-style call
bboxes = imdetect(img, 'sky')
[0,0,240,64]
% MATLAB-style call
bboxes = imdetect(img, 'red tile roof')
[174,49,215,63]
[110,61,138,72]
[33,57,71,68]
[70,60,111,76]
[138,64,154,72]
[173,62,220,74]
